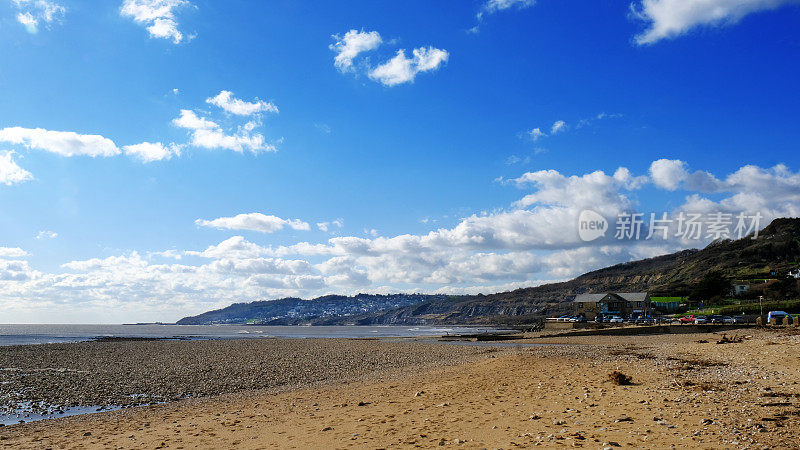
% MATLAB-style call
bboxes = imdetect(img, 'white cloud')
[649,158,688,190]
[208,257,313,276]
[195,213,310,234]
[369,47,449,86]
[477,0,536,19]
[526,114,621,142]
[631,0,799,45]
[172,109,217,130]
[330,29,383,72]
[2,159,799,323]
[0,259,36,281]
[528,127,545,141]
[188,235,269,259]
[206,91,278,116]
[123,142,181,162]
[0,247,28,259]
[189,128,271,153]
[16,12,37,32]
[172,109,274,154]
[575,112,623,129]
[0,151,33,186]
[331,30,448,86]
[36,230,57,240]
[11,0,65,33]
[0,127,120,157]
[317,219,343,232]
[674,163,800,219]
[149,249,182,260]
[120,0,194,44]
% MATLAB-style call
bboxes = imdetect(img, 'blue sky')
[0,0,799,323]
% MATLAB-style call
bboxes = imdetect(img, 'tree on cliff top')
[689,271,732,301]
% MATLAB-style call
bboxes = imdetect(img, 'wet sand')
[2,329,800,448]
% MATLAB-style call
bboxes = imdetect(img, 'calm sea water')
[0,324,510,346]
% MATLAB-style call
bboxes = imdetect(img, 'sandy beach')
[2,328,800,448]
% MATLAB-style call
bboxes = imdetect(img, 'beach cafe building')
[572,292,651,320]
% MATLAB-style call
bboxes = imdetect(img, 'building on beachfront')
[572,292,651,320]
[731,283,750,296]
[650,297,682,313]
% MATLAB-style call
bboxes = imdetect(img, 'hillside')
[177,218,800,325]
[176,294,446,325]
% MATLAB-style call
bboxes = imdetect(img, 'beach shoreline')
[2,328,800,448]
[0,337,501,425]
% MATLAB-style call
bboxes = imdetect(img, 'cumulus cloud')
[189,128,271,153]
[120,0,194,44]
[0,259,36,281]
[649,158,688,190]
[123,142,181,162]
[369,47,449,86]
[206,91,278,116]
[149,249,182,260]
[11,0,65,33]
[195,213,310,234]
[674,163,800,219]
[331,29,448,86]
[172,109,274,154]
[0,151,33,186]
[631,0,799,45]
[3,160,799,322]
[172,109,217,130]
[330,29,383,72]
[187,236,270,259]
[0,127,120,157]
[0,247,28,259]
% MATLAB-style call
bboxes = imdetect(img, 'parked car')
[767,311,792,323]
[678,315,696,324]
[609,316,624,323]
[722,316,735,324]
[709,315,725,324]
[732,316,746,323]
[570,315,587,323]
[694,316,708,324]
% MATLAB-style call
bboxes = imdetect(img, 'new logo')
[578,210,608,242]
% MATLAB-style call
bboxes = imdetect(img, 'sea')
[0,324,512,346]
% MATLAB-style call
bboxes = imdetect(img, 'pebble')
[0,339,491,411]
